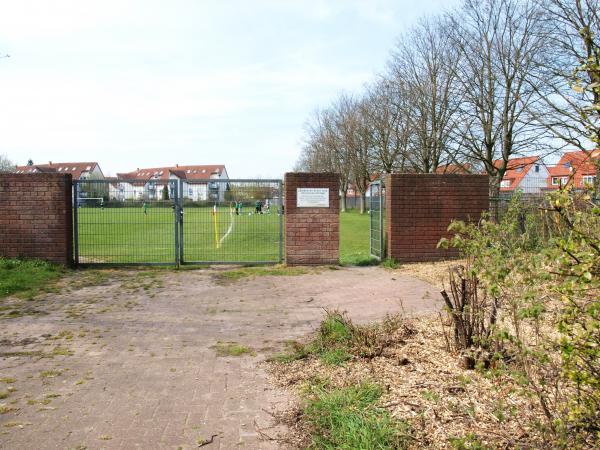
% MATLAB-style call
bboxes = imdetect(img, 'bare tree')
[362,79,410,174]
[334,95,372,214]
[388,17,462,173]
[0,154,15,172]
[448,0,548,192]
[533,0,600,186]
[297,106,353,211]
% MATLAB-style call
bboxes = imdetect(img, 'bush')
[440,189,599,447]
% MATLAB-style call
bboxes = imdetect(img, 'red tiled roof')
[493,156,541,191]
[546,150,599,189]
[14,162,100,180]
[118,165,226,183]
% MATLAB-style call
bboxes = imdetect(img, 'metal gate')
[73,179,283,265]
[369,180,384,260]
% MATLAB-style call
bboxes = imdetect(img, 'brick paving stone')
[0,266,441,449]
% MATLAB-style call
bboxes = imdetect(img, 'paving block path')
[0,267,441,449]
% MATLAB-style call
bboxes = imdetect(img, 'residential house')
[113,164,229,201]
[14,161,104,180]
[546,150,599,190]
[494,156,549,194]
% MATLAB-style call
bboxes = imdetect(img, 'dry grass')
[267,313,549,449]
[394,260,463,289]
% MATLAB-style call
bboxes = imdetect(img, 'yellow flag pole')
[213,204,220,248]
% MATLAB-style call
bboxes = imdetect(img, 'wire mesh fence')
[490,173,598,222]
[344,195,383,211]
[180,179,283,264]
[73,179,178,264]
[73,179,283,265]
[369,181,384,260]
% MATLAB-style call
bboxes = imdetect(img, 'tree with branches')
[448,0,549,193]
[0,155,15,173]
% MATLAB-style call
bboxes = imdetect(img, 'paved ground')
[0,266,442,450]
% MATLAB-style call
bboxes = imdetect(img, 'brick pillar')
[284,173,339,265]
[0,173,73,265]
[385,174,488,262]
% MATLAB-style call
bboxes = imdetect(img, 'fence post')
[73,181,79,266]
[173,180,179,266]
[178,179,184,264]
[278,180,283,263]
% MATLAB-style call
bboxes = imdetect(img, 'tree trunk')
[340,191,347,213]
[489,178,501,222]
[359,192,367,214]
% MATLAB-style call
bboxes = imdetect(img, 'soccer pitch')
[75,206,282,264]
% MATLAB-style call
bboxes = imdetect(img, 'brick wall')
[284,173,339,265]
[0,173,73,265]
[385,174,488,262]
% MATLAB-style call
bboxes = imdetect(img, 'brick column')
[385,174,488,262]
[0,173,73,265]
[284,173,339,265]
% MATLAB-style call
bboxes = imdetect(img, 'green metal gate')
[73,179,283,265]
[369,180,384,260]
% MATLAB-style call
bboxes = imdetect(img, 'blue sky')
[0,0,457,177]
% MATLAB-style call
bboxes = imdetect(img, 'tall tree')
[533,0,600,187]
[341,96,372,214]
[298,106,353,211]
[363,79,410,174]
[388,17,462,173]
[449,0,548,191]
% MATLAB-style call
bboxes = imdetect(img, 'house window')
[535,165,540,173]
[551,177,560,186]
[500,180,511,188]
[552,177,569,186]
[188,188,193,196]
[582,175,596,186]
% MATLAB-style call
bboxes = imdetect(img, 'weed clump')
[303,382,411,449]
[270,310,414,366]
[211,342,255,357]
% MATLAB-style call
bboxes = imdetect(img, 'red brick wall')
[0,173,73,265]
[284,173,339,265]
[385,174,488,262]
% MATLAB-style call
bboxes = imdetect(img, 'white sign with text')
[296,188,329,208]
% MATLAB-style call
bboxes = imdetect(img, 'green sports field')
[75,205,373,265]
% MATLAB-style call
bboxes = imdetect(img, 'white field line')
[218,207,235,247]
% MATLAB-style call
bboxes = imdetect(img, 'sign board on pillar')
[297,188,329,208]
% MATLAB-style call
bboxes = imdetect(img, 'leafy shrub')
[440,189,599,447]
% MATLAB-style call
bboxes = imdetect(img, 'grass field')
[77,205,281,264]
[75,205,374,265]
[339,209,374,266]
